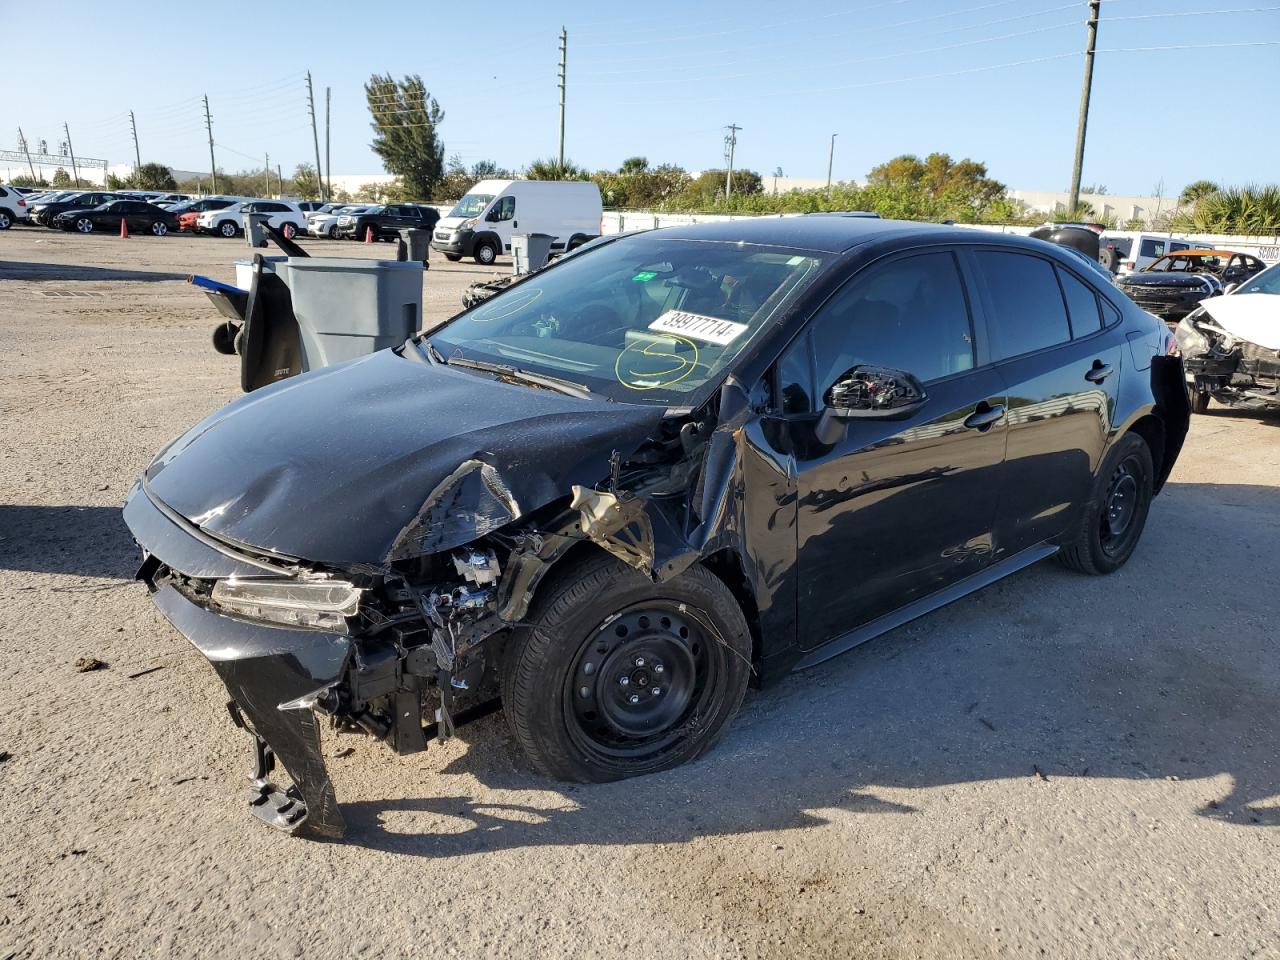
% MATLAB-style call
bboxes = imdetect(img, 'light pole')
[826,133,837,198]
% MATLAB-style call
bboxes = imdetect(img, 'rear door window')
[973,251,1072,359]
[1056,267,1103,337]
[1140,238,1167,259]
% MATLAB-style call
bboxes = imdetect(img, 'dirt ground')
[1,226,1278,960]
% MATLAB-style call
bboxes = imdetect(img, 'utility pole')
[826,133,838,198]
[325,86,332,199]
[306,71,326,201]
[265,152,270,197]
[17,127,36,180]
[557,27,567,171]
[203,95,218,193]
[1068,0,1101,215]
[63,122,80,187]
[129,110,141,173]
[724,124,741,197]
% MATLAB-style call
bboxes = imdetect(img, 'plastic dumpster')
[511,233,554,275]
[284,257,424,371]
[234,256,287,290]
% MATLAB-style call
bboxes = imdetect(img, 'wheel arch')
[1122,413,1171,493]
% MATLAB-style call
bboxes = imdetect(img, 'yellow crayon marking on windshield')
[615,334,700,391]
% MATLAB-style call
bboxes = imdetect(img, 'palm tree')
[1179,180,1220,205]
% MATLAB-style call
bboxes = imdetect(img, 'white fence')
[599,211,1280,264]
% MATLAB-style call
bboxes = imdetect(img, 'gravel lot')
[1,227,1278,960]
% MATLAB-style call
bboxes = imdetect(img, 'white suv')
[0,184,30,229]
[197,199,306,239]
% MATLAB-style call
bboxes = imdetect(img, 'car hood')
[436,216,469,230]
[1199,293,1280,351]
[1122,273,1211,288]
[143,346,666,566]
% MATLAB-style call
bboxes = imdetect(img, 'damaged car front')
[1176,263,1280,413]
[124,232,832,837]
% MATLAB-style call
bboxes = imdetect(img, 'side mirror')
[1222,282,1239,295]
[485,208,500,222]
[814,365,928,444]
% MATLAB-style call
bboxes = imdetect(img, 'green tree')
[365,73,446,199]
[10,174,48,188]
[131,163,177,190]
[51,168,71,187]
[292,163,323,199]
[1179,180,1220,205]
[867,152,1005,211]
[526,157,589,180]
[619,156,648,175]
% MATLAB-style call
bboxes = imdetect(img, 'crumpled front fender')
[151,583,351,838]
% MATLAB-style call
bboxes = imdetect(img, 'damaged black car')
[124,218,1189,838]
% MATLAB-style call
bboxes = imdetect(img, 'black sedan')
[1116,249,1267,323]
[123,217,1189,838]
[31,190,124,226]
[53,199,179,236]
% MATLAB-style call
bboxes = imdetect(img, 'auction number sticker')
[647,310,747,346]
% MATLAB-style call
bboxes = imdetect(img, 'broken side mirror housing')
[815,365,928,444]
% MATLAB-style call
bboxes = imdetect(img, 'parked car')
[151,193,192,207]
[1176,260,1280,413]
[1116,249,1267,322]
[0,184,29,228]
[295,200,328,215]
[30,191,123,226]
[304,202,347,223]
[52,198,179,236]
[308,204,367,238]
[1103,233,1202,276]
[432,179,602,264]
[171,196,240,232]
[122,217,1188,838]
[196,199,306,239]
[335,202,440,241]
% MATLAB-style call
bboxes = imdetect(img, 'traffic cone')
[119,218,129,239]
[364,225,374,244]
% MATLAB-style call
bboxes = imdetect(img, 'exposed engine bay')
[1177,293,1280,410]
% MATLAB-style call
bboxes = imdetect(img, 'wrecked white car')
[1177,262,1280,413]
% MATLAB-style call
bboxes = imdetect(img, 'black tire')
[1190,389,1211,414]
[474,239,498,265]
[1099,247,1117,273]
[218,220,239,239]
[0,210,11,230]
[1058,432,1154,575]
[74,217,94,234]
[443,252,462,262]
[502,553,751,783]
[211,321,239,355]
[327,223,339,238]
[150,220,168,237]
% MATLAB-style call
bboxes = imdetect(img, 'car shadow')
[0,260,189,282]
[342,480,1280,857]
[0,505,137,580]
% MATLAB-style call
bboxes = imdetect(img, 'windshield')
[1239,261,1280,296]
[449,193,494,218]
[1147,254,1221,273]
[430,236,828,404]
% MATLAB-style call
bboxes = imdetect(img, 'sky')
[2,0,1277,196]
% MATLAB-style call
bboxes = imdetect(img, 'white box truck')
[431,179,602,265]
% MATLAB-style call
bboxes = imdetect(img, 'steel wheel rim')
[478,245,495,264]
[1101,457,1141,552]
[564,601,730,768]
[76,218,92,233]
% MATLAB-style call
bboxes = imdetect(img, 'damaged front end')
[1177,309,1280,410]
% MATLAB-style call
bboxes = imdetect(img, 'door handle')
[1085,361,1114,383]
[964,403,1005,430]
[513,220,518,228]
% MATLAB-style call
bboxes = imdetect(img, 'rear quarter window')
[1057,267,1103,337]
[1140,238,1167,259]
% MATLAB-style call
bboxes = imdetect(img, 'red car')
[168,197,239,232]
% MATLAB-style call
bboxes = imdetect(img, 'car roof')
[642,217,1035,255]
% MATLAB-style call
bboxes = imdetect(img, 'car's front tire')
[327,223,339,238]
[219,221,238,238]
[1190,389,1211,414]
[75,217,94,234]
[1058,432,1154,575]
[443,252,461,262]
[502,553,752,783]
[473,240,497,265]
[281,222,297,240]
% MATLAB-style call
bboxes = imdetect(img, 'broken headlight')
[211,577,362,631]
[1174,317,1210,358]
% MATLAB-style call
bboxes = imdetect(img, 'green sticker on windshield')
[632,270,658,282]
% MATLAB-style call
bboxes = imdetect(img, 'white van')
[1103,232,1202,276]
[431,179,602,265]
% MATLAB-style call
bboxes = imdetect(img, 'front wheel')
[502,554,751,783]
[219,221,238,239]
[150,220,168,237]
[1190,389,1211,414]
[281,222,297,240]
[473,240,497,265]
[443,252,461,262]
[1058,432,1154,575]
[327,223,339,238]
[75,217,94,234]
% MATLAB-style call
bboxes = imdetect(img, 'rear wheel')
[0,211,11,230]
[1190,389,1211,414]
[1058,432,1154,575]
[502,554,751,783]
[281,222,297,240]
[150,220,168,237]
[474,240,497,265]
